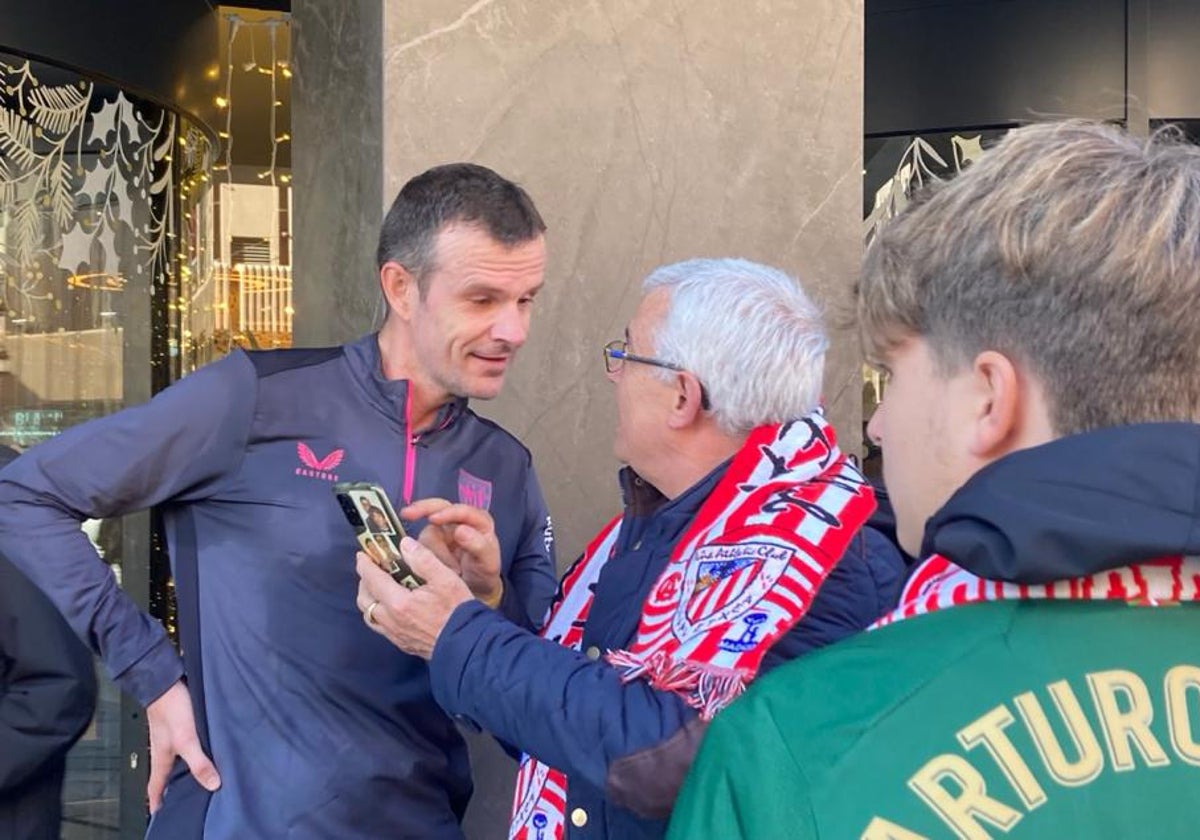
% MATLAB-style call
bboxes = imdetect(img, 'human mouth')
[471,352,511,367]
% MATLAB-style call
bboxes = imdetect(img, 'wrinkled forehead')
[426,224,546,291]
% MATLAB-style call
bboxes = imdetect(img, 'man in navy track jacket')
[357,258,906,839]
[0,164,558,839]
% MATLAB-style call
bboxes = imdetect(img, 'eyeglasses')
[602,340,685,375]
[602,340,711,410]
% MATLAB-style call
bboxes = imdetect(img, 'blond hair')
[859,120,1200,434]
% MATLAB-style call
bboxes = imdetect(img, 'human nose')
[491,303,529,347]
[866,402,884,446]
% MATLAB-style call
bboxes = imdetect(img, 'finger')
[355,579,375,613]
[427,503,496,535]
[453,525,501,571]
[362,608,388,636]
[452,524,496,563]
[356,550,401,600]
[356,551,387,595]
[146,750,170,813]
[178,738,221,792]
[400,497,453,521]
[398,536,459,583]
[417,527,460,573]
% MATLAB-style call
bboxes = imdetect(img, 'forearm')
[0,494,183,704]
[0,353,251,703]
[430,602,697,805]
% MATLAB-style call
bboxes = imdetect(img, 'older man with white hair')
[356,258,904,839]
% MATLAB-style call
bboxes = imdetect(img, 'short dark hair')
[376,163,546,294]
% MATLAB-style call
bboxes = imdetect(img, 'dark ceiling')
[215,0,290,12]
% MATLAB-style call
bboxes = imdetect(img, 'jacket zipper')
[403,400,457,506]
[403,394,416,505]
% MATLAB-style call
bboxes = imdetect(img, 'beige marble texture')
[296,3,862,834]
[381,0,865,566]
[292,0,385,343]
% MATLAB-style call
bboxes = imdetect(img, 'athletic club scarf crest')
[876,553,1200,629]
[509,414,876,840]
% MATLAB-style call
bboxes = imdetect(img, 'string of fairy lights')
[212,12,292,264]
[171,11,292,371]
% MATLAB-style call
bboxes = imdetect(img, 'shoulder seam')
[222,350,259,487]
[243,345,344,380]
[465,411,534,463]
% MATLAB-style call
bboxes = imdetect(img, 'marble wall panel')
[296,3,862,835]
[293,0,385,344]
[381,0,865,566]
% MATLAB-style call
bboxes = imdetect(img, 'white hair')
[642,258,827,435]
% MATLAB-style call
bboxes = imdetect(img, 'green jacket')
[669,601,1200,839]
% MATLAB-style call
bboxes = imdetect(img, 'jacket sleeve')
[665,696,816,840]
[0,558,98,792]
[0,352,257,706]
[431,601,700,819]
[495,459,558,630]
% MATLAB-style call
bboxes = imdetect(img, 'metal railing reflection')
[211,260,293,349]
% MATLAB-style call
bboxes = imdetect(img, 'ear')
[965,350,1022,459]
[380,261,417,321]
[665,371,706,431]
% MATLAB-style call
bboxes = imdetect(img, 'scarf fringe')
[608,648,750,721]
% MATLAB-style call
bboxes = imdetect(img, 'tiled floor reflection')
[61,675,124,838]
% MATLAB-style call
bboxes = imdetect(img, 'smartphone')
[333,481,424,590]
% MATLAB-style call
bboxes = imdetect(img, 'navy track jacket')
[0,334,558,839]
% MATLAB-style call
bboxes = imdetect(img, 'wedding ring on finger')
[365,600,380,625]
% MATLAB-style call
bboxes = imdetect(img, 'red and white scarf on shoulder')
[508,414,877,840]
[875,553,1200,629]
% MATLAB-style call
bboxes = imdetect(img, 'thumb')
[179,740,221,792]
[400,536,456,583]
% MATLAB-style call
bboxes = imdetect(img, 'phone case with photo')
[333,482,425,590]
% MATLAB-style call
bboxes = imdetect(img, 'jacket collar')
[343,333,467,435]
[618,459,728,521]
[923,422,1200,583]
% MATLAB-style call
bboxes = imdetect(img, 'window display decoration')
[0,58,176,308]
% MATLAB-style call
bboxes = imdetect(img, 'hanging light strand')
[269,21,278,190]
[220,15,240,265]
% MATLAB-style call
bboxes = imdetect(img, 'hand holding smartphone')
[333,482,424,590]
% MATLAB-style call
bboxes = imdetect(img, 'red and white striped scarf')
[876,553,1200,629]
[509,415,876,840]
